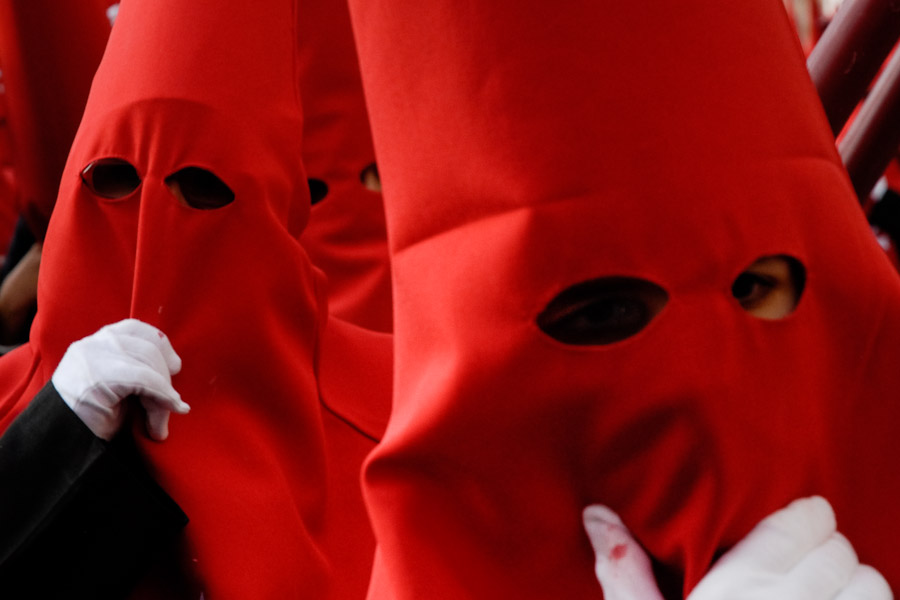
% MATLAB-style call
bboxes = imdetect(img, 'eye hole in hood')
[538,277,669,346]
[166,166,235,210]
[308,178,329,205]
[732,255,805,320]
[81,158,141,200]
[360,163,382,193]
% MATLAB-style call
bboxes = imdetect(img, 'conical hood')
[0,0,109,238]
[294,0,394,597]
[350,0,900,596]
[2,0,333,596]
[297,0,392,333]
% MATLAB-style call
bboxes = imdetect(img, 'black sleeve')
[0,382,189,599]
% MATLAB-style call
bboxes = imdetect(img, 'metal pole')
[839,43,900,200]
[807,0,900,136]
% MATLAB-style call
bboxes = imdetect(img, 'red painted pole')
[839,43,900,200]
[807,0,900,136]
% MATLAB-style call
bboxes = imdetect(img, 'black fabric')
[0,383,188,599]
[871,187,900,248]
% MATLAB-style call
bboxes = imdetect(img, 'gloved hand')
[583,496,893,600]
[51,318,190,441]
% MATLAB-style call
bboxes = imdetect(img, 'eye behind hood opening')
[81,158,141,200]
[166,167,235,210]
[537,277,669,346]
[731,255,805,320]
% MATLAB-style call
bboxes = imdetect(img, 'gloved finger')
[783,532,857,600]
[138,386,190,415]
[140,393,191,442]
[94,333,173,381]
[141,401,172,441]
[834,565,894,600]
[583,505,665,600]
[102,318,182,375]
[718,496,836,574]
[107,363,187,412]
[80,325,172,382]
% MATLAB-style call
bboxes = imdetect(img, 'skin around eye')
[360,163,382,193]
[537,277,668,345]
[731,255,805,320]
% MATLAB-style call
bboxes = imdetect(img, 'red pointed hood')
[291,1,396,597]
[350,0,900,596]
[0,0,109,239]
[3,0,333,596]
[296,0,392,333]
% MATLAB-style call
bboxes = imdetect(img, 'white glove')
[51,318,190,441]
[106,3,119,26]
[583,496,893,600]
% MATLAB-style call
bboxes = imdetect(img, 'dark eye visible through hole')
[731,255,805,320]
[360,163,382,193]
[81,158,141,200]
[537,277,668,345]
[308,178,328,205]
[165,167,235,210]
